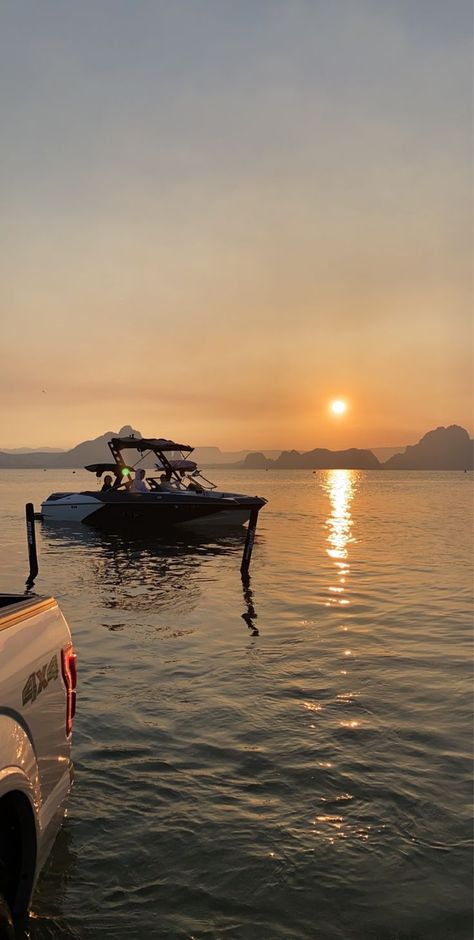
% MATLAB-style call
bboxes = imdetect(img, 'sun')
[330,399,347,415]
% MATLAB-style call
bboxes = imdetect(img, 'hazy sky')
[1,0,472,450]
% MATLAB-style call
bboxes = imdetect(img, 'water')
[1,469,472,940]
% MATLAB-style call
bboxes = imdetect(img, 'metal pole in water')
[240,506,259,577]
[25,502,39,593]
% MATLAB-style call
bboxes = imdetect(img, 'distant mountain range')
[0,424,472,470]
[1,446,65,454]
[0,426,143,469]
[0,429,280,468]
[241,447,381,470]
[240,426,473,470]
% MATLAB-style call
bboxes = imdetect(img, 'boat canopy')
[155,459,198,471]
[84,437,198,482]
[109,436,193,454]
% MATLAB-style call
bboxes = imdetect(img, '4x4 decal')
[22,654,59,706]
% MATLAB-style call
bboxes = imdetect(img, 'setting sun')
[330,400,348,415]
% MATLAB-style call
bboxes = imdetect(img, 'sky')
[1,0,472,451]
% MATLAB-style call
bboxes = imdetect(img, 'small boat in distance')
[40,434,267,532]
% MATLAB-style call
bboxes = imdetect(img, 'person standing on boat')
[101,475,113,492]
[130,469,149,494]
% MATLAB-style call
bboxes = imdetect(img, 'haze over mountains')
[243,426,473,470]
[1,446,65,454]
[0,428,279,468]
[0,425,472,471]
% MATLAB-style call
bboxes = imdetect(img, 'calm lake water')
[1,469,472,940]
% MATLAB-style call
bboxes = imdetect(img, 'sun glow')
[330,399,347,415]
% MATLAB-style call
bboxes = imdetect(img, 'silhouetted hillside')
[243,452,271,469]
[1,424,472,471]
[192,446,282,466]
[384,426,473,470]
[0,450,63,469]
[0,432,282,469]
[1,446,65,453]
[0,425,141,468]
[58,425,142,467]
[242,447,380,469]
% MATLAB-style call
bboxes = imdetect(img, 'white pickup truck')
[0,510,76,936]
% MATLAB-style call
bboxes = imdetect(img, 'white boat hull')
[40,491,264,531]
[41,493,103,523]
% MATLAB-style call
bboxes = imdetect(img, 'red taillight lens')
[61,644,77,736]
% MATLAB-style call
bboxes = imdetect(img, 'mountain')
[194,447,283,466]
[0,426,142,469]
[242,452,271,469]
[0,424,472,471]
[0,431,283,469]
[57,425,142,467]
[383,425,474,470]
[278,447,380,469]
[239,426,474,470]
[0,446,65,454]
[242,447,380,469]
[371,446,406,462]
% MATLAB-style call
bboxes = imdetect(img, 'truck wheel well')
[0,792,37,921]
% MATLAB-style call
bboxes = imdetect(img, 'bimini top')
[109,436,193,454]
[85,462,118,476]
[84,437,196,478]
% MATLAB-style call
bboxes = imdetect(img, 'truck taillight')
[61,643,77,736]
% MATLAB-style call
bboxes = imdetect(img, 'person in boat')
[101,475,113,492]
[159,471,176,492]
[130,469,149,494]
[174,468,186,489]
[187,478,204,493]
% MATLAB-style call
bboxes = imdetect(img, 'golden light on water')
[322,468,358,606]
[324,469,357,562]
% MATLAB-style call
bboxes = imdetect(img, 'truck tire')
[0,895,14,940]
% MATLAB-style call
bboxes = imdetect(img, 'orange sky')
[1,2,472,451]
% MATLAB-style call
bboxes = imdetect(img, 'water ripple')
[0,469,472,939]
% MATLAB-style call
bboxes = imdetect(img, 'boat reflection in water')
[321,469,359,607]
[240,573,259,636]
[40,521,260,635]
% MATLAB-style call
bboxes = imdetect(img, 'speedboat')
[40,435,267,532]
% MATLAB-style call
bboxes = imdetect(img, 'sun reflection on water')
[322,469,358,606]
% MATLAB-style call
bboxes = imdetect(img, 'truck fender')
[0,715,41,919]
[0,715,41,811]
